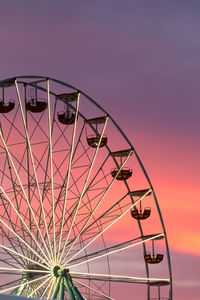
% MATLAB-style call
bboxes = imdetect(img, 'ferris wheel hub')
[53,266,70,278]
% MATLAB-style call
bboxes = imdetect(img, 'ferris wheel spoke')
[46,79,57,263]
[1,108,26,141]
[64,189,151,266]
[24,83,33,256]
[0,200,46,265]
[15,80,54,263]
[28,110,49,140]
[54,168,109,249]
[57,149,91,203]
[0,273,51,294]
[56,175,108,259]
[0,237,25,268]
[47,277,56,300]
[73,279,113,300]
[28,274,53,298]
[50,121,74,179]
[0,241,50,271]
[47,121,86,233]
[0,267,49,274]
[71,143,91,167]
[0,186,52,265]
[29,148,53,228]
[0,140,13,189]
[0,198,29,268]
[0,121,34,203]
[34,141,51,233]
[57,93,80,263]
[0,215,51,269]
[68,233,164,269]
[52,122,70,149]
[41,173,105,250]
[91,280,109,299]
[8,175,30,254]
[40,276,54,298]
[58,117,109,265]
[68,167,89,195]
[0,126,52,262]
[0,255,22,269]
[40,189,61,223]
[61,150,132,265]
[39,116,85,248]
[32,145,50,179]
[54,180,91,254]
[52,152,69,181]
[0,160,12,186]
[71,272,170,285]
[66,190,103,233]
[77,191,129,238]
[0,278,22,290]
[58,205,102,254]
[55,121,86,202]
[67,190,134,248]
[0,192,27,263]
[88,172,110,191]
[66,153,110,214]
[3,105,21,145]
[0,224,27,267]
[9,147,34,184]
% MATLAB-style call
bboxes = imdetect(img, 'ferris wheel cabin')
[144,235,164,264]
[110,149,133,180]
[85,116,108,148]
[130,189,152,220]
[149,280,170,300]
[57,92,78,125]
[0,80,15,113]
[25,86,47,113]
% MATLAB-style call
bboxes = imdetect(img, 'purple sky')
[0,1,199,299]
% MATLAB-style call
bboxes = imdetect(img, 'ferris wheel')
[0,76,172,300]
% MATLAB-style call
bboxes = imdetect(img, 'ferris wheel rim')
[0,75,172,299]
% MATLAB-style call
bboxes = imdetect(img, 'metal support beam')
[12,275,27,296]
[52,276,62,299]
[59,278,65,300]
[63,276,75,300]
[52,268,84,300]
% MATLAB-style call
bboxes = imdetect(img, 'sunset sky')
[0,0,199,299]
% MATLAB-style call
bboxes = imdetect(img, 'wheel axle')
[53,266,70,278]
